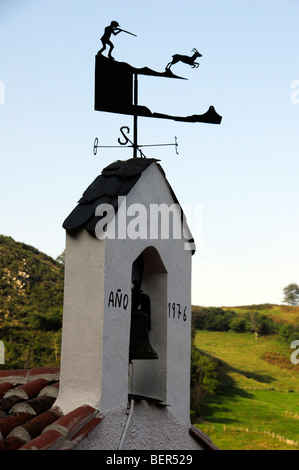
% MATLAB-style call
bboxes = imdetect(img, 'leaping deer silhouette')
[165,48,202,71]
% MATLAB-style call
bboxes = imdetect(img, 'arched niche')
[128,246,168,403]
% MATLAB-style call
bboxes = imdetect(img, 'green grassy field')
[193,329,299,450]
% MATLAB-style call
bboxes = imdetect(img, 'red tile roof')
[0,368,104,450]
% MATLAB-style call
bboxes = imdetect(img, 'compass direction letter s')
[118,126,130,146]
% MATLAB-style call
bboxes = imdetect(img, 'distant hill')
[0,234,64,369]
[192,304,299,341]
[191,304,299,450]
[222,304,299,325]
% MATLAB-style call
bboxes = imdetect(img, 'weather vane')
[98,21,137,60]
[94,21,222,159]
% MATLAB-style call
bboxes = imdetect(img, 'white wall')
[55,230,106,413]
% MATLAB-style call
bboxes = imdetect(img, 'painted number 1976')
[168,302,187,321]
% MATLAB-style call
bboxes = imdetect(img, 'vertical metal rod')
[133,73,138,158]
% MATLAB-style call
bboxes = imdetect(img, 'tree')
[282,283,299,306]
[248,311,276,336]
[56,250,65,265]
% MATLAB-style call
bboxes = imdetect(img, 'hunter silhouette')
[99,21,122,59]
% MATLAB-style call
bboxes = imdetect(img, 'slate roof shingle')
[63,158,158,236]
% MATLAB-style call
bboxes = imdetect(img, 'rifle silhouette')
[117,28,137,37]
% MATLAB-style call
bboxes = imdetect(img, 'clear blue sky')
[1,0,299,307]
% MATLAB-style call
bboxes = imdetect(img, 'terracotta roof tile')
[0,434,26,451]
[20,407,104,451]
[4,378,48,400]
[27,367,60,382]
[10,395,57,416]
[0,367,104,451]
[20,429,66,451]
[38,382,59,398]
[43,404,99,436]
[22,409,62,438]
[0,383,14,399]
[0,370,30,385]
[53,414,104,450]
[0,412,32,440]
[0,395,25,414]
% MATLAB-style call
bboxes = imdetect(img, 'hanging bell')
[129,310,159,361]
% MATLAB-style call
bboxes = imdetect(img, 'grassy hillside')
[0,235,64,369]
[192,305,299,450]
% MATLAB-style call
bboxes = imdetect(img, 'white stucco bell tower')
[54,158,203,449]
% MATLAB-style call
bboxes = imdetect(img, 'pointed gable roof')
[62,158,195,253]
[63,158,157,236]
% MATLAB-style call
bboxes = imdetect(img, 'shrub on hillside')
[190,345,222,418]
[192,306,281,336]
[205,310,235,331]
[192,307,236,332]
[191,346,221,392]
[243,311,277,336]
[229,316,247,332]
[279,323,299,343]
